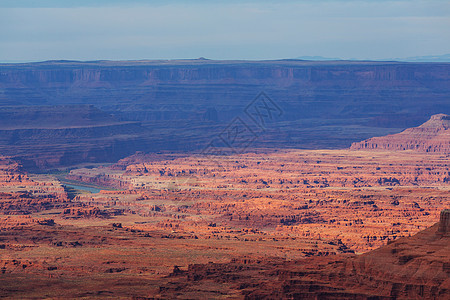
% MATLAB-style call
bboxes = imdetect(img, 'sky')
[0,0,449,62]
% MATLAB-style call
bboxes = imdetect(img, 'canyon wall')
[1,60,449,168]
[1,60,449,124]
[0,105,154,169]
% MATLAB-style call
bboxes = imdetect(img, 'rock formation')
[67,149,449,252]
[0,156,68,214]
[351,113,450,153]
[438,209,450,236]
[0,105,154,169]
[159,210,450,299]
[0,147,448,298]
[0,60,449,165]
[62,206,123,219]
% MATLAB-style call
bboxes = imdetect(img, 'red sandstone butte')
[351,114,450,153]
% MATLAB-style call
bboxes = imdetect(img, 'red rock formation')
[66,149,449,251]
[0,147,448,298]
[159,210,450,299]
[351,114,450,153]
[0,156,68,214]
[62,206,122,219]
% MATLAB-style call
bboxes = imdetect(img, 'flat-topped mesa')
[351,113,450,153]
[417,113,450,131]
[437,209,450,236]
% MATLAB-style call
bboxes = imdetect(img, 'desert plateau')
[0,110,449,298]
[1,2,450,297]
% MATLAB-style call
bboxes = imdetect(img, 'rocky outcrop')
[159,210,450,299]
[62,206,123,219]
[351,114,450,153]
[0,156,68,214]
[438,209,450,236]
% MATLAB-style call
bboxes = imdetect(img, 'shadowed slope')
[0,105,153,169]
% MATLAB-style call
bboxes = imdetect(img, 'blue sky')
[0,0,449,62]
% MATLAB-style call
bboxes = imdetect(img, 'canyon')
[0,60,448,298]
[0,140,448,297]
[0,105,153,169]
[159,210,450,299]
[0,60,449,168]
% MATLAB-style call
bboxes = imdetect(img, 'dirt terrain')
[67,148,449,252]
[159,210,450,299]
[0,146,448,298]
[0,115,449,298]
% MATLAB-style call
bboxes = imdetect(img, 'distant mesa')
[294,55,342,61]
[395,53,450,62]
[0,105,152,170]
[1,59,449,154]
[351,113,450,153]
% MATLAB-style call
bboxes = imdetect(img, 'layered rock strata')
[351,114,450,153]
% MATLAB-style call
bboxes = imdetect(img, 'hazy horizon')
[1,0,449,62]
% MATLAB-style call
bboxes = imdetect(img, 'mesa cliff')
[0,60,449,168]
[351,113,450,153]
[0,105,154,169]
